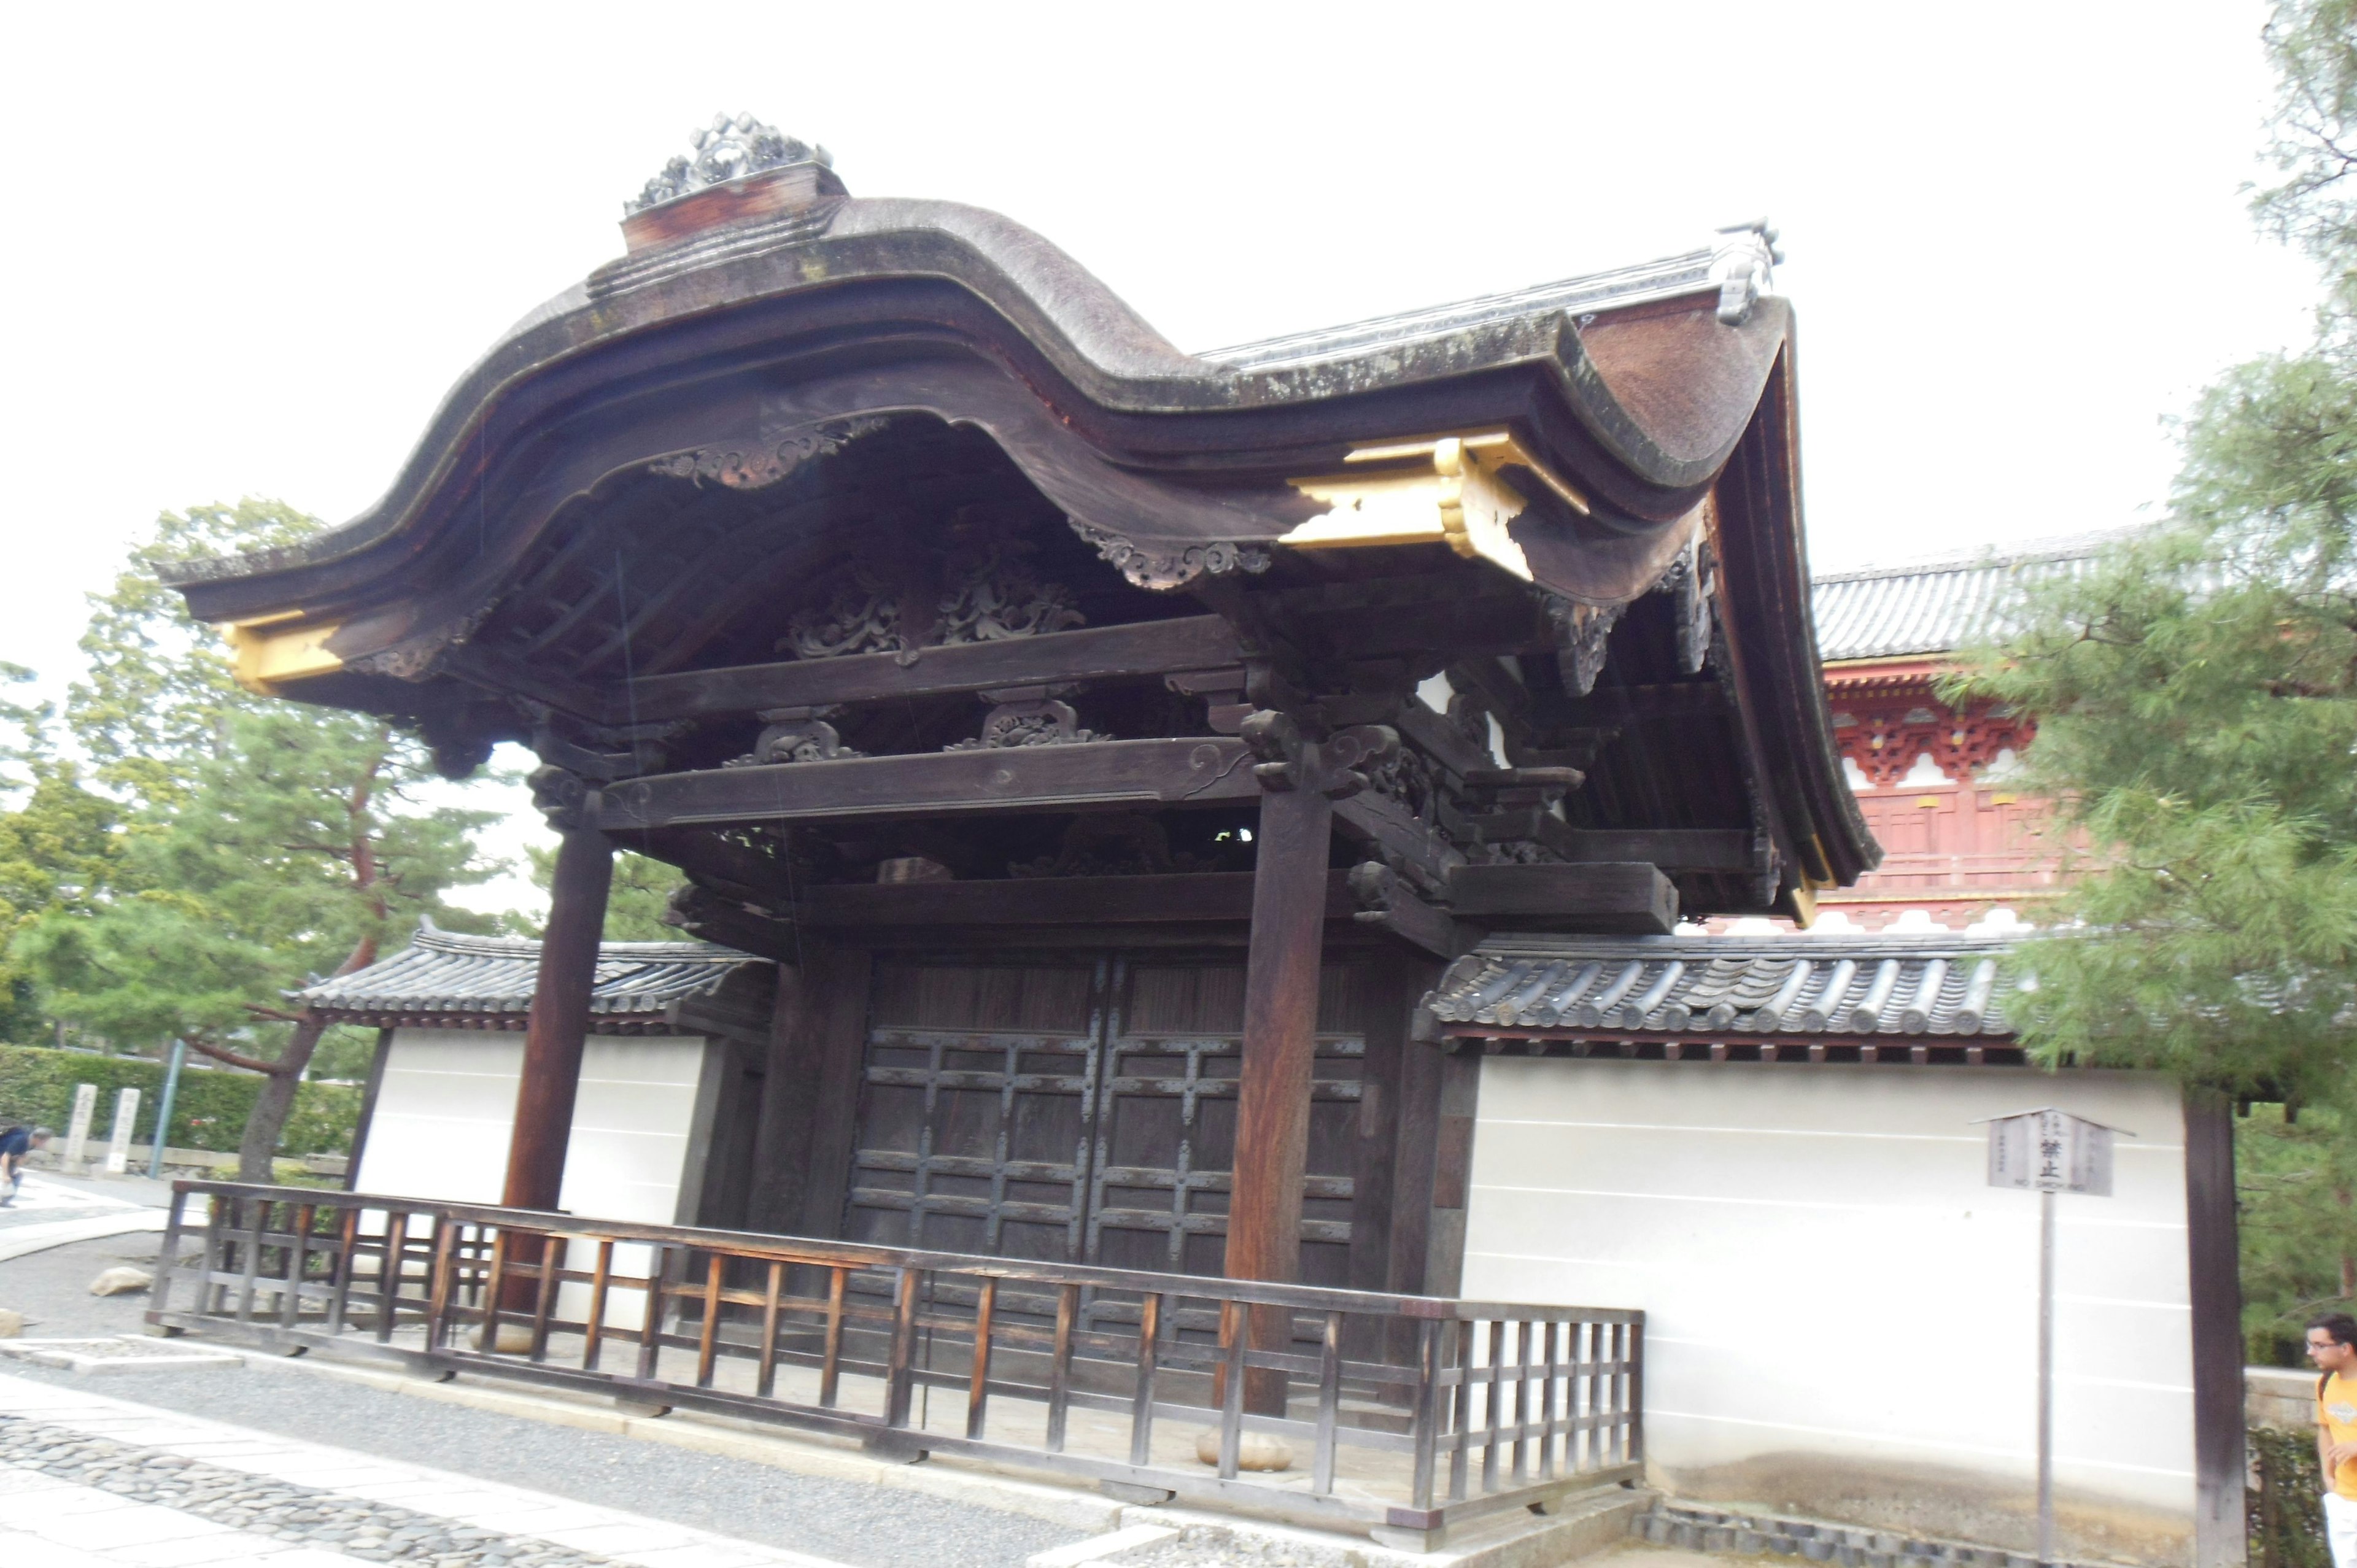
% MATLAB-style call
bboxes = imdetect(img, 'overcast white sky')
[0,1,2323,917]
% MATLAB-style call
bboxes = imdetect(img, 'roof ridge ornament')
[1709,219,1782,326]
[626,114,834,215]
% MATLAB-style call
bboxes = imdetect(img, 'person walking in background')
[2311,1314,2357,1568]
[0,1124,51,1206]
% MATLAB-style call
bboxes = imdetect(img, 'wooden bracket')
[1239,711,1398,799]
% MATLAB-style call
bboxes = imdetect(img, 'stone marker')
[103,1086,139,1175]
[63,1083,96,1170]
[0,1308,24,1337]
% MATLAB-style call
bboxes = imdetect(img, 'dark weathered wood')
[1387,1036,1446,1300]
[1423,1051,1482,1297]
[745,949,869,1236]
[795,949,877,1239]
[1352,876,1464,960]
[772,871,1362,929]
[1555,829,1752,871]
[2183,1088,2245,1568]
[1228,781,1333,1413]
[502,822,615,1212]
[597,739,1256,833]
[620,616,1244,722]
[1348,962,1428,1300]
[1445,862,1677,934]
[1333,789,1463,890]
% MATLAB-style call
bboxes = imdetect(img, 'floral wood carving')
[784,543,1085,660]
[1540,594,1625,697]
[648,417,888,493]
[784,565,902,660]
[938,544,1085,643]
[627,114,832,215]
[1068,521,1271,592]
[943,699,1105,751]
[1364,745,1437,825]
[729,717,862,768]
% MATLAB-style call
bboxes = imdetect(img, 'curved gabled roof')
[160,176,1871,904]
[164,197,1787,628]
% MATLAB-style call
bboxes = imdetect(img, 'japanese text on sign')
[1985,1108,2115,1195]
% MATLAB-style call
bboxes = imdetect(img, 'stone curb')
[1630,1500,2128,1568]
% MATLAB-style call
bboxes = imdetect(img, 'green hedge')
[0,1043,359,1156]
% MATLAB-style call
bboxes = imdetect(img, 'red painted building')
[1803,532,2122,931]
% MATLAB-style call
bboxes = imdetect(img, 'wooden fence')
[148,1182,1643,1547]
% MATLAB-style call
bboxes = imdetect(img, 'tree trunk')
[236,1014,327,1183]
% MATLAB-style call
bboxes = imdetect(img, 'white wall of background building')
[1460,1059,2197,1566]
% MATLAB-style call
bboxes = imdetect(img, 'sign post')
[1980,1108,2127,1567]
[147,1041,187,1181]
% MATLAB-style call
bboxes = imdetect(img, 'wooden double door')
[842,952,1373,1286]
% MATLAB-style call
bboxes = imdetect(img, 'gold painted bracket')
[1281,431,1591,581]
[226,612,343,694]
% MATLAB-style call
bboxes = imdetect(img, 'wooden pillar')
[502,769,614,1213]
[2183,1087,2245,1568]
[1226,714,1394,1415]
[1227,781,1334,1289]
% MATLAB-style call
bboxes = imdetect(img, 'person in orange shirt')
[2310,1313,2357,1567]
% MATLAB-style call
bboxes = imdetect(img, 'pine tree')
[1953,1,2357,1351]
[14,504,505,1178]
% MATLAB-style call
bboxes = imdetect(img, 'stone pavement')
[0,1369,856,1567]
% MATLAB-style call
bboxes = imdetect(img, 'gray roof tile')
[299,921,765,1026]
[1423,932,2018,1038]
[1812,530,2135,662]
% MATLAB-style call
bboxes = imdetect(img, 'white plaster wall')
[354,1029,718,1330]
[1461,1060,2194,1562]
[354,1029,713,1222]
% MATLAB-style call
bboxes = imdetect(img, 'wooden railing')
[148,1183,1642,1547]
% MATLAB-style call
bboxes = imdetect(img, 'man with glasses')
[2310,1314,2357,1567]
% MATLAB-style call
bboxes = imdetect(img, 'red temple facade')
[1803,533,2119,931]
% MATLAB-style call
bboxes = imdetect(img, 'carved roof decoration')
[625,114,834,215]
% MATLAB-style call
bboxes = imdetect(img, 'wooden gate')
[843,954,1369,1287]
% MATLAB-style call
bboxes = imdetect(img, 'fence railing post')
[885,1266,921,1429]
[1128,1291,1164,1467]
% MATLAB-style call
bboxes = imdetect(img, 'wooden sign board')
[1984,1107,2116,1197]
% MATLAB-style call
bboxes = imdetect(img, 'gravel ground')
[1105,1523,1369,1567]
[0,1237,1086,1568]
[0,1413,622,1566]
[0,1234,169,1337]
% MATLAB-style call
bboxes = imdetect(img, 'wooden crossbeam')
[1557,828,1752,872]
[593,738,1258,833]
[613,616,1245,723]
[1446,862,1679,935]
[668,868,1466,960]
